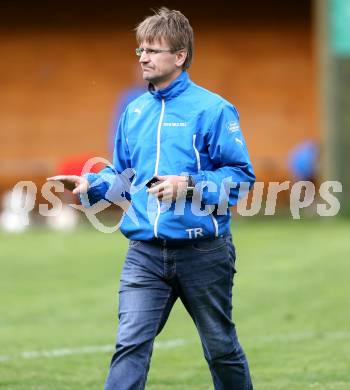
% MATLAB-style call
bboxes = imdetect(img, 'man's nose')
[139,51,150,63]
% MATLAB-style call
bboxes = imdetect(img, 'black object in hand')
[146,177,161,188]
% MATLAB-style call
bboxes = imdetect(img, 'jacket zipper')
[211,214,219,237]
[193,134,219,238]
[153,98,165,238]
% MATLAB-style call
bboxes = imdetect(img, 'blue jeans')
[105,235,253,390]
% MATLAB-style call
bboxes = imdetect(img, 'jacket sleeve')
[191,103,255,207]
[81,110,133,207]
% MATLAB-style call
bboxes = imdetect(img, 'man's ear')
[175,50,187,68]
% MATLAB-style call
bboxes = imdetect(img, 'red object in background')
[56,154,105,176]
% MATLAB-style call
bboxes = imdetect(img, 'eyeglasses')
[135,47,181,57]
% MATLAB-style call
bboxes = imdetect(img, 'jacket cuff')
[79,173,105,208]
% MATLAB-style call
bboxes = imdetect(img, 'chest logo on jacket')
[162,122,188,127]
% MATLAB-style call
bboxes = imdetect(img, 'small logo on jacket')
[235,137,243,146]
[162,122,187,127]
[227,121,240,133]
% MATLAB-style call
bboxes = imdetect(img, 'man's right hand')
[46,175,89,195]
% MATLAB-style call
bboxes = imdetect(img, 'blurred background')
[0,0,349,223]
[0,1,349,389]
[1,0,349,229]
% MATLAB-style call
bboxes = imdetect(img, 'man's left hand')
[147,175,188,201]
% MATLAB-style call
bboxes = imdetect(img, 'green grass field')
[0,218,349,389]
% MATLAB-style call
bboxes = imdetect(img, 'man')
[48,8,255,389]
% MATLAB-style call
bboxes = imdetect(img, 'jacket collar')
[148,71,190,101]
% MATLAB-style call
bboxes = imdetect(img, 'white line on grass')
[1,331,350,363]
[0,338,189,363]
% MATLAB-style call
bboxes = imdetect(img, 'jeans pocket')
[129,239,142,248]
[191,238,227,253]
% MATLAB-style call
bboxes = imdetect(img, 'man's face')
[138,38,183,86]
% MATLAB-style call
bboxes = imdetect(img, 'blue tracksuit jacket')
[84,71,255,240]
